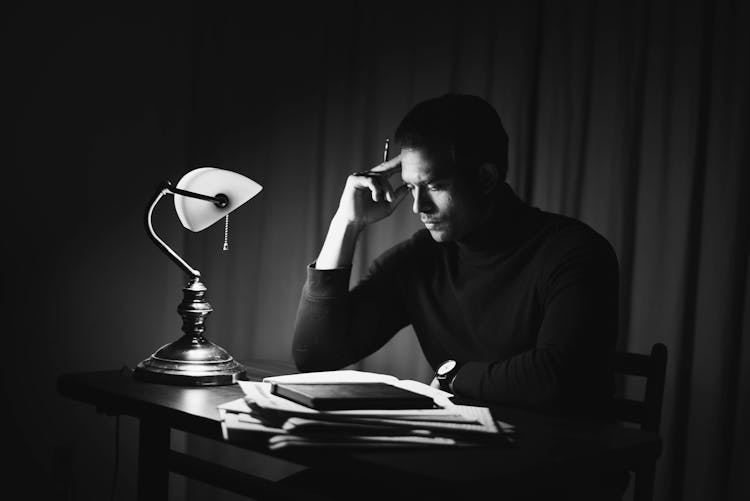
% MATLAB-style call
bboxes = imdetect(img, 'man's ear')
[477,163,499,194]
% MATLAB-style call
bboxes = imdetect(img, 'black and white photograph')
[5,1,748,500]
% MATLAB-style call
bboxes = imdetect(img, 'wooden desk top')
[58,359,661,491]
[57,359,294,439]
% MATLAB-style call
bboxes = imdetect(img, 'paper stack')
[218,370,516,450]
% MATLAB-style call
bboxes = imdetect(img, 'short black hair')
[394,93,509,180]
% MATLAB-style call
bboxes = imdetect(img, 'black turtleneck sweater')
[293,185,619,415]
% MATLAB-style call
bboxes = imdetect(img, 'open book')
[249,369,462,420]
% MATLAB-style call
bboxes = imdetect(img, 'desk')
[58,360,661,501]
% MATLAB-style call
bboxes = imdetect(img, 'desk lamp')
[134,167,262,386]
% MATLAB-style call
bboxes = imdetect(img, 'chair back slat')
[642,343,668,433]
[610,342,667,501]
[611,352,652,377]
[611,398,646,425]
[610,343,668,433]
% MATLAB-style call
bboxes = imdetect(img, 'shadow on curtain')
[180,1,748,500]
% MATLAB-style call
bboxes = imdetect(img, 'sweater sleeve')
[452,226,619,414]
[292,244,412,372]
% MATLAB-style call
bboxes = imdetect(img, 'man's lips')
[422,219,442,227]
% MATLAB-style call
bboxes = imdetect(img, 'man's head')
[394,94,509,242]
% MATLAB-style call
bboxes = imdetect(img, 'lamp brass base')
[134,336,246,386]
[134,277,246,386]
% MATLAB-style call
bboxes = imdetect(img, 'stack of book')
[218,370,515,450]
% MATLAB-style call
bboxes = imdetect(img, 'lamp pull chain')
[223,214,229,251]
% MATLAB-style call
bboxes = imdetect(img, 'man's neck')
[456,183,530,254]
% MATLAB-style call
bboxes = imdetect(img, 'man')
[293,93,619,417]
[288,93,626,500]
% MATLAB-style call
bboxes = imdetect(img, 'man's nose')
[412,187,434,214]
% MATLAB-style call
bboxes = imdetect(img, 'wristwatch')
[435,359,460,392]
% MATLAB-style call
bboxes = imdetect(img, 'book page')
[392,379,454,407]
[267,434,464,450]
[263,369,399,384]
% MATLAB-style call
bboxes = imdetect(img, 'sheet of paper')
[219,395,515,445]
[332,405,503,436]
[218,408,286,441]
[392,379,454,405]
[218,397,252,413]
[267,433,467,450]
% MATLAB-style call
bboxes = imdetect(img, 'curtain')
[179,1,749,499]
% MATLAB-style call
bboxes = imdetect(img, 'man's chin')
[427,228,454,242]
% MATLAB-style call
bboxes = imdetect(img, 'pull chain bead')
[223,214,229,251]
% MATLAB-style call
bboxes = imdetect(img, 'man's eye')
[404,183,444,192]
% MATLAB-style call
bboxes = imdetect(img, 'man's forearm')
[294,256,408,372]
[315,214,365,269]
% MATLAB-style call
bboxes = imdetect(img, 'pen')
[351,138,391,178]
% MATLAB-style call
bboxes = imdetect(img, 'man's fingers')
[369,153,402,174]
[352,153,401,181]
[383,180,394,203]
[355,177,407,207]
[381,183,408,207]
[390,183,409,206]
[360,176,384,202]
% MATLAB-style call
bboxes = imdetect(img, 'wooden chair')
[610,342,668,501]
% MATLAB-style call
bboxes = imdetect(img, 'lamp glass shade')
[174,167,262,232]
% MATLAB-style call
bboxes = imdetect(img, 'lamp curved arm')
[145,183,202,278]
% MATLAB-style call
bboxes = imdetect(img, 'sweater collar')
[454,183,537,257]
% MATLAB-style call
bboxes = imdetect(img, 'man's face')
[400,147,485,243]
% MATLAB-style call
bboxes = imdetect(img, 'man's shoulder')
[536,211,618,263]
[542,211,607,240]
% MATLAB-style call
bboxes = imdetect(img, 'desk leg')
[138,420,169,501]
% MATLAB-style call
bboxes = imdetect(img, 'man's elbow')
[292,343,348,373]
[520,379,567,410]
[292,347,320,373]
[526,373,608,414]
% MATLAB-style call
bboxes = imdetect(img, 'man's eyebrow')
[402,175,450,186]
[418,177,450,185]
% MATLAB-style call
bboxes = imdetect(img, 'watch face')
[437,359,457,376]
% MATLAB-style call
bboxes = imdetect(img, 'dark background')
[5,1,749,500]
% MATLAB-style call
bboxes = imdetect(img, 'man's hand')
[334,154,409,229]
[315,155,408,270]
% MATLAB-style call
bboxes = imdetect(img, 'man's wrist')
[435,360,460,393]
[331,212,366,235]
[316,214,365,270]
